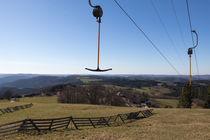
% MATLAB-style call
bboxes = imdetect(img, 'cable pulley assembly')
[85,0,112,72]
[188,30,198,56]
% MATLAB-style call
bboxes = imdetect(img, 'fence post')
[71,118,78,129]
[114,115,119,122]
[145,110,150,117]
[66,117,72,129]
[147,110,153,116]
[89,118,96,128]
[18,120,27,132]
[29,119,40,132]
[49,119,54,130]
[140,111,146,118]
[107,116,112,123]
[118,114,125,123]
[101,117,109,126]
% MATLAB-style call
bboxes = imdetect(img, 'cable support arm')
[88,0,96,8]
[192,30,198,49]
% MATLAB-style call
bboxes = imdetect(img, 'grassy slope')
[154,99,179,108]
[104,84,171,96]
[134,86,171,95]
[1,97,210,140]
[0,97,140,124]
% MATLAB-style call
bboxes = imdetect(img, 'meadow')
[0,97,210,140]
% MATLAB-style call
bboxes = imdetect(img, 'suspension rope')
[186,0,194,46]
[194,49,200,79]
[150,0,185,66]
[113,0,181,75]
[171,0,187,48]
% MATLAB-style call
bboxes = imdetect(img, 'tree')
[87,84,105,105]
[178,83,192,108]
[2,90,13,101]
[203,86,210,108]
[57,85,89,104]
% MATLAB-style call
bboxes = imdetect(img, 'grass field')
[1,97,210,140]
[79,77,102,84]
[134,86,171,95]
[154,98,179,108]
[104,85,171,97]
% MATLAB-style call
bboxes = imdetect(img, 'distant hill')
[0,87,38,95]
[0,75,83,89]
[101,74,210,82]
[0,74,39,85]
[0,74,209,95]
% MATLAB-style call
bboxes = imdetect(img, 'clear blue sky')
[0,0,209,75]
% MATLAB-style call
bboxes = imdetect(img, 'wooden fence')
[0,109,153,137]
[0,103,33,115]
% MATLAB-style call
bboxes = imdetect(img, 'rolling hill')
[0,74,39,85]
[0,75,83,88]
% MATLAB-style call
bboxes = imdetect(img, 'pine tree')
[204,86,210,108]
[178,83,192,108]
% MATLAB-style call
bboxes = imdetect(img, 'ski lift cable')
[113,0,182,75]
[170,0,188,49]
[194,49,200,79]
[150,0,186,67]
[186,0,194,47]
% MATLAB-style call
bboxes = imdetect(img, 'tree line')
[57,84,149,106]
[0,90,22,100]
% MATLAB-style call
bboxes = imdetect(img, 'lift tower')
[187,30,198,87]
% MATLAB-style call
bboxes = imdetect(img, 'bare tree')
[3,90,13,101]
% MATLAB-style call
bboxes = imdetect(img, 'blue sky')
[0,0,209,75]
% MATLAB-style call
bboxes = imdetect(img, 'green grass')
[134,86,171,95]
[154,98,179,108]
[104,85,171,96]
[0,97,140,124]
[1,97,210,140]
[19,96,58,103]
[79,77,101,84]
[0,99,8,103]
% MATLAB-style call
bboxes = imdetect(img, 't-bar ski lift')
[85,0,112,72]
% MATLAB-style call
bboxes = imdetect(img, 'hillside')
[0,75,83,89]
[0,74,39,85]
[1,97,210,140]
[0,74,209,108]
[0,87,38,95]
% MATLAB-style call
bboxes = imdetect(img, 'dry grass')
[1,97,210,140]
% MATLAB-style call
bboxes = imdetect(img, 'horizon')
[0,73,209,76]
